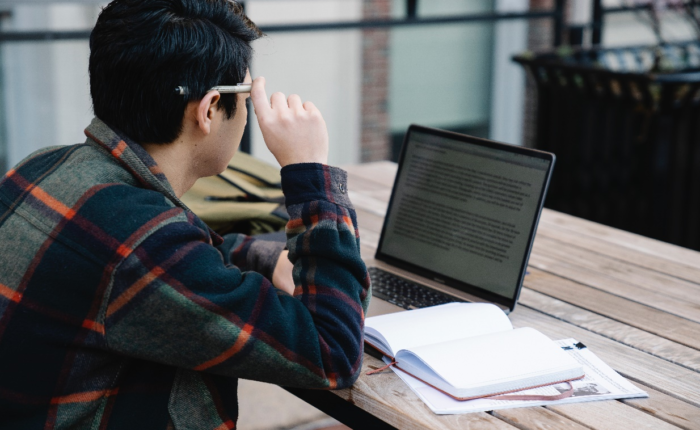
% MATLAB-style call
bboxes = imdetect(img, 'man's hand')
[271,250,295,295]
[251,77,329,167]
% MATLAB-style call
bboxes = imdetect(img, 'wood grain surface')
[326,162,700,429]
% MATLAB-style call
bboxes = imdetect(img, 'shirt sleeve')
[103,163,371,390]
[217,234,286,282]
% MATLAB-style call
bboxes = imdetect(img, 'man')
[0,0,370,428]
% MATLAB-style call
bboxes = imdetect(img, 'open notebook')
[364,303,584,400]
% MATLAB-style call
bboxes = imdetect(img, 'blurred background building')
[0,0,695,172]
[0,1,697,428]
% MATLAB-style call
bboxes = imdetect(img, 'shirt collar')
[84,117,224,246]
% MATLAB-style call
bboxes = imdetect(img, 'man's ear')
[195,91,221,135]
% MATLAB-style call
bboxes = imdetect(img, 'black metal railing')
[515,40,700,250]
[0,0,652,45]
[0,7,562,42]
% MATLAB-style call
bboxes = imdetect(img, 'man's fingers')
[251,77,271,116]
[303,101,317,113]
[288,94,303,111]
[270,92,287,110]
[252,80,329,166]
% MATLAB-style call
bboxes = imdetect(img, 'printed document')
[387,338,647,414]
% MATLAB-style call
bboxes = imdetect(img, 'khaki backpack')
[181,152,288,236]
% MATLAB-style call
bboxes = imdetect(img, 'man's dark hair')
[90,0,262,144]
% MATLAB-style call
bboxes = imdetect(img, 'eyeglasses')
[175,83,252,96]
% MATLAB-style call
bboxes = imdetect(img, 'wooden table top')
[331,161,700,430]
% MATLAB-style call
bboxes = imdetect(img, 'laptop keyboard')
[369,267,462,310]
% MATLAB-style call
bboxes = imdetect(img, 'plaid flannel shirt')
[0,118,371,429]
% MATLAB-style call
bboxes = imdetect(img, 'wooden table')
[289,161,700,430]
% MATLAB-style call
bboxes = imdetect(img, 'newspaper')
[387,338,648,414]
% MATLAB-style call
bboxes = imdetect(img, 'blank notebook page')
[364,303,513,355]
[400,327,581,389]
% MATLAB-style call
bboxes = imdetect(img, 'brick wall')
[523,0,577,147]
[361,0,391,162]
[522,0,556,148]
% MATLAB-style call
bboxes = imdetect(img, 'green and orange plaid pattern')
[0,118,370,429]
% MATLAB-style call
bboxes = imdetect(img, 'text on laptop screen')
[380,131,551,300]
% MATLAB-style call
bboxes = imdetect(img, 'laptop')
[366,125,555,317]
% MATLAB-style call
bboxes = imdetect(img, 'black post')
[591,0,603,46]
[239,0,251,154]
[553,0,566,47]
[568,26,585,46]
[406,0,418,19]
[240,112,252,154]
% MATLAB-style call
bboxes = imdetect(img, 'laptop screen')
[377,126,553,305]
